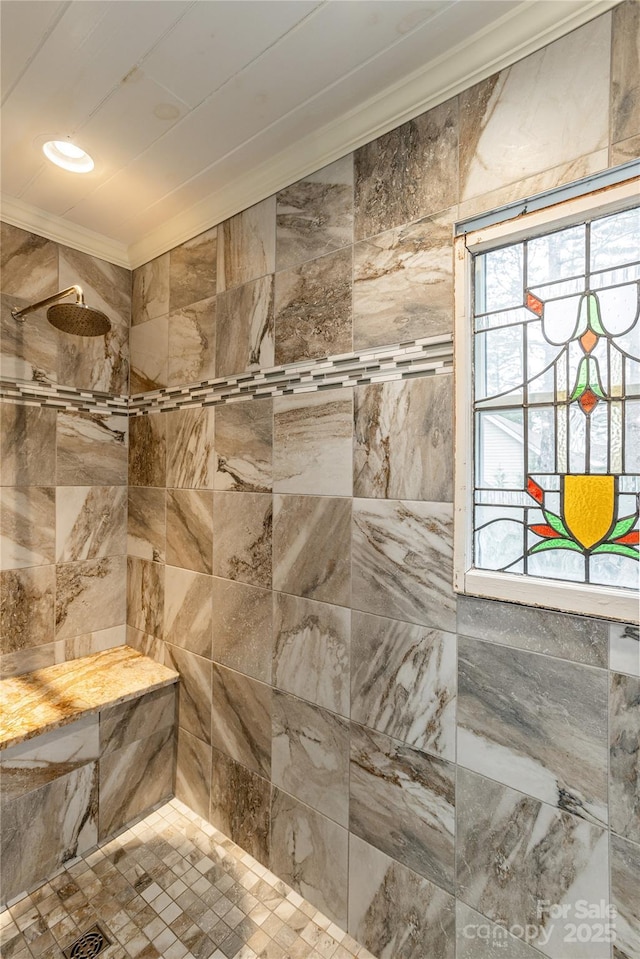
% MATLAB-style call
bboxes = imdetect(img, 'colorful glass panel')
[472,205,640,591]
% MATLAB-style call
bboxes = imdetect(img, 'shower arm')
[11,285,85,321]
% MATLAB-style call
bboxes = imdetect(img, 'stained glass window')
[456,186,640,619]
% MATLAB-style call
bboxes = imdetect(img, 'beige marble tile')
[164,643,212,744]
[276,156,354,272]
[56,411,128,487]
[0,642,56,679]
[611,832,640,959]
[59,624,126,663]
[354,98,458,240]
[128,413,166,488]
[611,133,640,164]
[129,315,168,392]
[216,274,275,378]
[0,222,58,302]
[0,564,55,654]
[1,403,56,486]
[211,664,271,777]
[274,247,352,365]
[274,389,352,496]
[210,747,271,868]
[99,684,175,755]
[218,197,276,292]
[127,556,164,639]
[211,577,272,683]
[459,16,610,201]
[456,902,539,959]
[612,1,640,145]
[127,486,166,562]
[353,210,454,349]
[132,253,169,326]
[214,398,272,492]
[0,486,55,569]
[56,486,127,562]
[55,556,126,640]
[166,489,213,574]
[176,726,211,821]
[166,406,215,490]
[1,292,58,384]
[212,491,272,589]
[170,226,217,312]
[167,296,216,387]
[126,624,164,664]
[164,565,212,658]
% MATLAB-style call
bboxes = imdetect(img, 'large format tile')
[1,403,56,486]
[175,726,211,821]
[166,489,213,574]
[610,622,640,677]
[0,486,55,569]
[214,399,272,492]
[210,747,271,868]
[167,296,216,386]
[58,624,125,663]
[274,247,352,365]
[1,291,57,384]
[611,1,640,146]
[0,564,55,654]
[273,389,353,496]
[215,274,275,377]
[169,226,217,312]
[126,556,164,639]
[129,315,168,391]
[350,722,455,892]
[351,611,456,760]
[354,375,453,500]
[456,902,543,959]
[354,98,458,240]
[611,832,640,959]
[352,499,455,631]
[349,834,455,959]
[99,685,175,755]
[56,486,127,562]
[273,593,350,716]
[1,642,56,679]
[127,486,166,563]
[55,557,126,640]
[270,787,348,927]
[457,595,609,668]
[273,495,351,607]
[211,664,271,777]
[164,566,212,658]
[211,578,272,683]
[276,155,354,271]
[456,767,610,959]
[459,17,610,201]
[132,253,169,326]
[164,644,212,745]
[128,413,166,488]
[0,222,58,302]
[353,211,454,350]
[217,197,276,292]
[166,406,215,490]
[56,412,128,487]
[610,671,640,843]
[272,690,350,826]
[212,491,272,589]
[458,637,608,826]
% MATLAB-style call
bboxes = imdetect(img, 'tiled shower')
[1,4,639,958]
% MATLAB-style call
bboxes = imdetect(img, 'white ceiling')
[0,0,618,269]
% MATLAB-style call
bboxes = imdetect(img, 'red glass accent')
[580,330,598,353]
[615,530,640,545]
[526,292,543,316]
[579,388,599,414]
[527,477,544,504]
[530,523,562,538]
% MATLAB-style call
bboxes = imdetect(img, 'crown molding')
[1,0,620,271]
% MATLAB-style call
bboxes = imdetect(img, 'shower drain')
[62,923,111,959]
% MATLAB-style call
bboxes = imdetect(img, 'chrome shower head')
[11,285,111,337]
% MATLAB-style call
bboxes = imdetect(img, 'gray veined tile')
[166,489,213,574]
[611,832,640,959]
[354,98,458,240]
[57,411,128,487]
[456,902,543,959]
[348,833,455,959]
[273,495,351,607]
[276,155,354,272]
[270,786,348,927]
[176,726,212,822]
[274,246,352,365]
[217,197,275,293]
[214,399,272,492]
[0,222,58,302]
[127,556,164,640]
[128,413,166,488]
[0,565,55,654]
[212,491,272,589]
[272,689,350,826]
[216,274,275,378]
[164,644,212,745]
[351,611,456,761]
[612,0,640,145]
[273,592,350,716]
[612,133,640,165]
[457,637,608,826]
[456,767,610,959]
[132,253,169,326]
[211,663,271,777]
[352,498,455,632]
[610,622,640,677]
[167,295,216,387]
[55,556,126,640]
[354,375,453,501]
[1,403,56,487]
[210,747,271,868]
[211,577,272,684]
[349,722,455,893]
[56,486,127,562]
[169,226,217,312]
[127,487,166,563]
[1,292,58,384]
[166,406,215,490]
[610,671,640,844]
[164,566,213,658]
[273,389,353,496]
[129,315,168,392]
[0,486,55,569]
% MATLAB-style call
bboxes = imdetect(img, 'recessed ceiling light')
[43,140,94,173]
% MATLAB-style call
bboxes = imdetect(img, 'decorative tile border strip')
[1,334,453,415]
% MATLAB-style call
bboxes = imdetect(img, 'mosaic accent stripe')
[1,334,453,416]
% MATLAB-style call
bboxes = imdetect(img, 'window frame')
[453,175,640,623]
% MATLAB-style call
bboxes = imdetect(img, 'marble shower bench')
[0,646,178,906]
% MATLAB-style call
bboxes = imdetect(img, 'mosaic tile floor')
[0,798,373,959]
